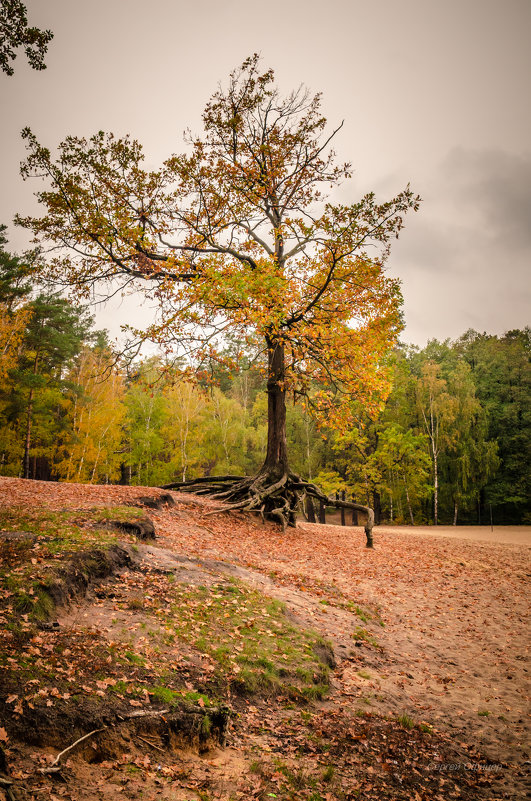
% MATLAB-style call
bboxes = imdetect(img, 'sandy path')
[376,523,531,546]
[278,522,530,768]
[333,526,530,766]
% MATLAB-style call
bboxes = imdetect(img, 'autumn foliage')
[17,55,420,525]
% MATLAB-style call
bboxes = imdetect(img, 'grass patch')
[163,579,331,701]
[124,651,145,666]
[418,722,433,733]
[354,605,370,623]
[352,627,379,647]
[0,506,140,557]
[0,506,144,626]
[397,713,415,729]
[148,684,212,708]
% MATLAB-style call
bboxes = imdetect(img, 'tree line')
[1,230,528,525]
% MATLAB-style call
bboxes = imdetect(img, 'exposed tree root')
[161,472,375,547]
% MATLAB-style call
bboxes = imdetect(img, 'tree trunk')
[340,490,346,526]
[119,463,130,485]
[373,490,382,525]
[403,475,415,526]
[261,339,289,478]
[23,353,40,480]
[351,495,359,525]
[433,451,439,525]
[23,386,34,480]
[453,500,458,526]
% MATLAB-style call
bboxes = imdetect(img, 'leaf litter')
[0,476,529,800]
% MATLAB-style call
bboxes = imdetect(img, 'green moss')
[110,680,129,695]
[13,592,34,614]
[124,651,145,666]
[32,590,55,621]
[181,690,211,707]
[148,684,212,708]
[352,627,379,647]
[161,579,331,701]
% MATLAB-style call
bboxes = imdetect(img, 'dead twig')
[0,777,16,801]
[136,735,165,753]
[39,728,105,774]
[120,707,169,720]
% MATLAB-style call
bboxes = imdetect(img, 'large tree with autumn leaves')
[16,56,419,530]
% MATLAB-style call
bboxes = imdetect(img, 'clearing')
[0,477,529,800]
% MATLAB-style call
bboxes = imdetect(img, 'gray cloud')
[1,0,529,348]
[386,147,531,344]
[443,148,531,249]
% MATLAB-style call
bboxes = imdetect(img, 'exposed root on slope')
[161,472,375,546]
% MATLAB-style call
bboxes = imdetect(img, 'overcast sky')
[1,0,529,347]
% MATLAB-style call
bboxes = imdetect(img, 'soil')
[0,477,529,800]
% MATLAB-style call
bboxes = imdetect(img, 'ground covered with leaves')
[0,477,529,800]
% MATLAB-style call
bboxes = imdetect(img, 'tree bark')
[23,353,39,480]
[340,490,346,526]
[306,495,316,523]
[373,490,382,525]
[23,385,34,480]
[261,338,289,478]
[403,475,415,526]
[433,451,438,525]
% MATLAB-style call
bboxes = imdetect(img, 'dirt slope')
[0,477,529,800]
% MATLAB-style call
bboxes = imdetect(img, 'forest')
[1,227,529,526]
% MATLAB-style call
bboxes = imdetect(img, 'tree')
[17,55,419,527]
[6,295,91,478]
[124,359,168,487]
[457,329,530,522]
[161,380,208,482]
[441,360,498,525]
[409,342,499,525]
[0,0,53,76]
[414,362,457,525]
[0,226,31,384]
[55,343,126,484]
[372,424,431,525]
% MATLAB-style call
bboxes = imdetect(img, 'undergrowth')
[162,579,332,700]
[0,506,142,625]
